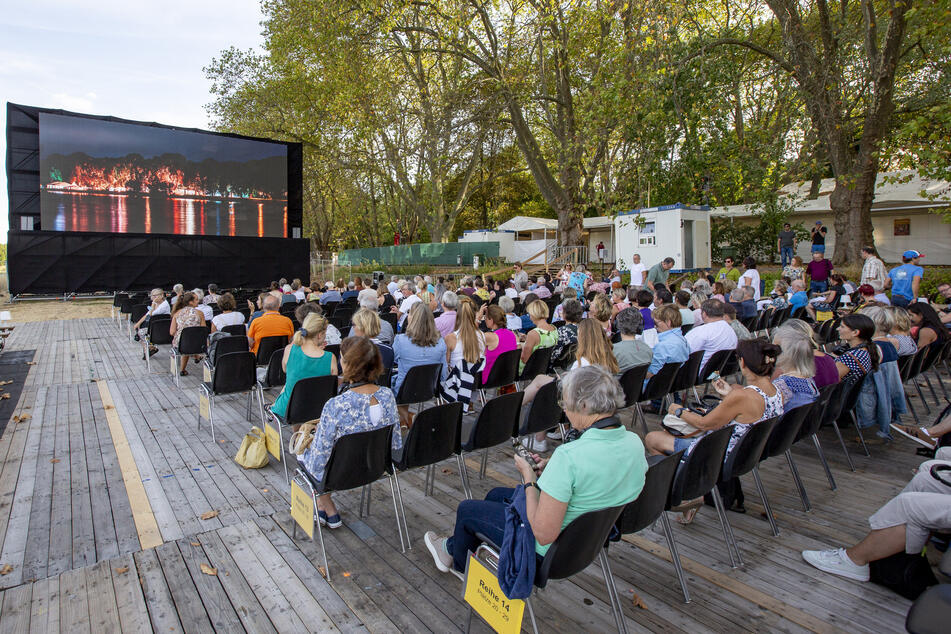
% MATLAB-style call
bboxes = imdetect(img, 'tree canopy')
[206,0,951,264]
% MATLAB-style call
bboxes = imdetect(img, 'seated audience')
[268,313,338,419]
[646,304,690,381]
[170,291,207,376]
[675,291,694,326]
[740,257,762,300]
[299,337,402,529]
[424,365,647,577]
[480,305,518,383]
[440,302,486,405]
[203,283,221,305]
[771,324,819,410]
[885,305,918,356]
[391,282,422,328]
[135,288,170,357]
[341,282,359,301]
[788,279,809,313]
[351,308,394,370]
[685,299,739,370]
[434,291,459,338]
[552,286,579,323]
[722,302,753,341]
[248,295,295,357]
[613,308,653,372]
[519,293,539,332]
[634,290,655,330]
[588,294,614,335]
[210,293,245,333]
[520,300,557,373]
[856,306,906,441]
[908,303,948,352]
[170,283,184,308]
[499,296,522,332]
[296,302,341,345]
[192,289,214,322]
[247,292,270,325]
[319,283,342,305]
[353,289,393,343]
[834,314,879,387]
[392,303,447,426]
[551,298,583,365]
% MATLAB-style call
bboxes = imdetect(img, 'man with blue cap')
[887,250,924,307]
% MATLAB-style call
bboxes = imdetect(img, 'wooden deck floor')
[0,316,937,632]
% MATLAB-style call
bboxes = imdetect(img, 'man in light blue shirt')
[646,304,690,380]
[788,279,809,312]
[887,250,924,307]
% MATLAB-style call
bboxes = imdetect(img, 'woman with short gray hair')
[424,364,648,578]
[353,288,394,344]
[771,324,819,410]
[613,307,653,372]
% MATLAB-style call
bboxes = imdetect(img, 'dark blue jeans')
[447,487,513,572]
[891,295,911,307]
[780,246,793,267]
[809,280,828,294]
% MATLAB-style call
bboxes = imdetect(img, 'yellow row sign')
[463,555,524,634]
[264,422,281,459]
[290,480,314,539]
[199,394,210,421]
[203,364,212,382]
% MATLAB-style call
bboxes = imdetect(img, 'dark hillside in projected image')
[38,112,289,238]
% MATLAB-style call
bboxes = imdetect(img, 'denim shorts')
[673,437,696,453]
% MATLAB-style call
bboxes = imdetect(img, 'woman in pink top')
[480,304,518,382]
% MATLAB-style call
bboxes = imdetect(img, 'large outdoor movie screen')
[38,113,288,237]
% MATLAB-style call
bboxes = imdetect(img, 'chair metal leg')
[525,597,540,634]
[850,412,870,456]
[246,390,253,422]
[392,470,411,549]
[938,365,950,400]
[829,420,855,471]
[785,449,811,511]
[257,386,266,424]
[313,493,330,580]
[913,378,932,415]
[811,434,837,490]
[208,397,216,443]
[278,424,288,485]
[691,387,702,407]
[924,374,940,405]
[598,549,628,634]
[196,389,202,432]
[456,454,472,499]
[710,487,743,568]
[751,466,779,537]
[634,404,648,437]
[659,512,690,603]
[479,448,488,479]
[388,475,407,553]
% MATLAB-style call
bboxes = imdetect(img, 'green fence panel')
[337,242,500,266]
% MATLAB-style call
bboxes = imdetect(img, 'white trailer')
[614,203,711,272]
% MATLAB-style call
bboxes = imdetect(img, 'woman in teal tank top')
[270,313,338,418]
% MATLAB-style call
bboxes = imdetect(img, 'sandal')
[678,506,700,525]
[180,369,189,377]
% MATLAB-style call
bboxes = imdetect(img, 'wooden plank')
[133,548,183,634]
[95,380,163,550]
[57,567,90,634]
[84,560,121,634]
[28,578,50,634]
[68,384,97,570]
[153,542,214,634]
[46,385,73,578]
[0,582,32,633]
[175,538,245,632]
[194,531,277,634]
[109,554,152,634]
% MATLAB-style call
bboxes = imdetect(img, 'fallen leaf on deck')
[261,488,269,493]
[0,380,12,385]
[0,564,13,575]
[630,591,648,610]
[190,542,201,547]
[318,566,326,577]
[200,510,219,520]
[50,458,60,463]
[26,362,36,365]
[114,566,129,574]
[442,468,453,475]
[1,394,10,400]
[199,563,218,576]
[104,404,114,410]
[150,428,158,432]
[582,598,593,606]
[342,571,351,577]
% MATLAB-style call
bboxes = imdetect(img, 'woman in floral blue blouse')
[300,336,402,529]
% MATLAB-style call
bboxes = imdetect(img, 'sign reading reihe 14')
[462,555,524,634]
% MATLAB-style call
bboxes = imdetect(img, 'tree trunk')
[557,202,584,247]
[829,165,876,266]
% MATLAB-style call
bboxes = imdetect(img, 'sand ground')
[0,293,112,323]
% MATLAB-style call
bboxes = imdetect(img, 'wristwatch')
[674,407,686,417]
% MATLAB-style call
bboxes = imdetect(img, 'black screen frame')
[6,102,307,294]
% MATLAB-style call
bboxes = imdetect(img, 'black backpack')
[870,553,938,600]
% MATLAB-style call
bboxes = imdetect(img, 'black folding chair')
[475,348,520,404]
[207,335,250,369]
[633,361,681,435]
[475,504,629,634]
[517,346,554,387]
[128,304,149,340]
[459,391,524,494]
[666,426,737,567]
[694,348,733,401]
[112,292,129,322]
[269,375,337,483]
[292,426,407,580]
[393,402,467,541]
[197,351,264,442]
[144,315,172,372]
[172,325,209,386]
[395,363,442,417]
[792,383,838,490]
[255,335,288,366]
[617,364,649,429]
[517,379,563,446]
[760,404,812,511]
[614,451,688,602]
[257,348,286,391]
[666,350,704,407]
[380,311,398,334]
[117,297,134,330]
[222,324,246,337]
[718,417,780,537]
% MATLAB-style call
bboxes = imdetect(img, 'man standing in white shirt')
[629,254,647,289]
[860,246,887,292]
[684,299,738,370]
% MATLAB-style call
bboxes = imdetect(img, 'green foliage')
[711,197,808,264]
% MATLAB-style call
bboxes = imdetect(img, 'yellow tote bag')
[235,427,269,469]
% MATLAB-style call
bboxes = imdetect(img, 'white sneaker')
[521,437,548,453]
[546,430,563,441]
[802,548,869,581]
[424,531,454,573]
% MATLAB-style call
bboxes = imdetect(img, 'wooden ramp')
[0,317,933,632]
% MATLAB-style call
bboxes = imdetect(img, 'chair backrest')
[259,347,286,388]
[762,403,811,459]
[615,451,684,535]
[322,426,394,492]
[465,391,525,451]
[535,504,626,588]
[669,426,733,507]
[519,380,563,436]
[119,298,134,314]
[380,311,398,333]
[396,402,463,470]
[669,350,704,393]
[332,305,355,321]
[518,346,554,383]
[918,342,944,374]
[255,335,288,365]
[285,375,338,424]
[550,343,577,371]
[177,326,209,355]
[719,350,740,378]
[395,363,442,404]
[209,303,221,316]
[211,351,257,395]
[130,304,150,323]
[113,293,129,308]
[147,315,173,345]
[839,376,866,417]
[819,380,849,428]
[721,417,779,481]
[696,348,733,386]
[753,310,771,332]
[618,364,650,407]
[222,324,246,336]
[796,383,837,440]
[212,335,250,365]
[324,344,341,368]
[740,315,756,330]
[323,301,340,316]
[479,348,520,390]
[279,303,297,316]
[898,353,917,381]
[640,361,681,402]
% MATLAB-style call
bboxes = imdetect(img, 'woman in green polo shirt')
[423,365,648,576]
